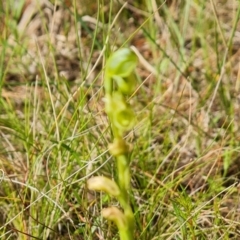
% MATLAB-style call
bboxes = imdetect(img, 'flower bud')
[87,176,120,197]
[102,206,127,230]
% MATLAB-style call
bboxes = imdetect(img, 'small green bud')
[87,176,120,197]
[102,206,127,230]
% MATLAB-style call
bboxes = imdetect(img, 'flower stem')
[116,154,135,240]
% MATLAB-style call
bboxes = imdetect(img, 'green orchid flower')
[88,48,138,240]
[105,92,135,134]
[105,48,138,94]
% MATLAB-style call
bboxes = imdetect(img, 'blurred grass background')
[1,0,240,239]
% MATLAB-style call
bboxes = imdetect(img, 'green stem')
[117,155,130,191]
[116,154,135,240]
[119,226,134,240]
[104,75,113,95]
